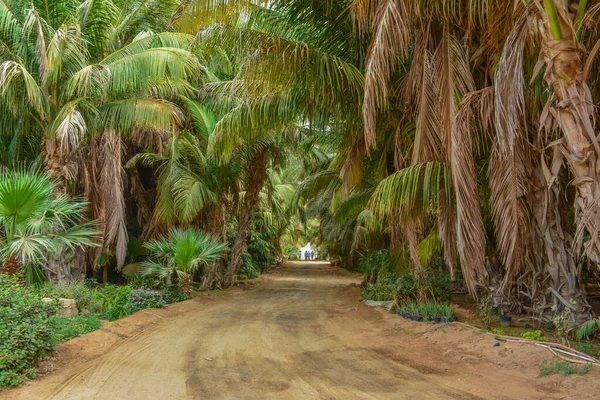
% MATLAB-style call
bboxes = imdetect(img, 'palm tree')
[0,169,99,284]
[491,0,600,322]
[0,0,200,270]
[140,227,226,294]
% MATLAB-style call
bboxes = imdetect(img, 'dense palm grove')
[3,0,600,385]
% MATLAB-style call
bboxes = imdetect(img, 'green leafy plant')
[0,274,59,388]
[48,315,101,344]
[93,284,134,321]
[521,330,548,342]
[576,318,600,341]
[140,227,226,294]
[125,287,166,314]
[0,170,99,284]
[539,360,592,376]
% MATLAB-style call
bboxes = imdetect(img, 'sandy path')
[3,261,598,399]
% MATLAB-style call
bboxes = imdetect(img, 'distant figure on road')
[305,251,309,261]
[299,250,302,260]
[311,251,314,260]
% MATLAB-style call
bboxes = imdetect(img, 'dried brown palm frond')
[361,0,413,150]
[451,90,486,294]
[412,48,442,164]
[99,132,128,269]
[489,138,530,286]
[493,3,534,154]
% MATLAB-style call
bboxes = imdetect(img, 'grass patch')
[49,315,101,345]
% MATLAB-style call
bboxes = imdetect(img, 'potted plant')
[500,315,512,327]
[439,304,456,323]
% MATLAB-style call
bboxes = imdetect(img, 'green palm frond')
[368,162,451,222]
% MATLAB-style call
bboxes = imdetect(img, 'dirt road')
[3,262,599,399]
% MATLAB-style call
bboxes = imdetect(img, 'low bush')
[48,315,101,344]
[125,287,166,314]
[94,284,134,321]
[361,273,398,301]
[361,267,452,304]
[521,330,548,342]
[163,286,192,304]
[539,359,592,376]
[0,274,58,389]
[38,281,104,315]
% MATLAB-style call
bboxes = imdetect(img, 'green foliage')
[401,301,455,320]
[140,227,226,284]
[238,251,260,280]
[48,315,101,344]
[0,170,99,282]
[521,330,548,341]
[361,273,398,301]
[38,282,104,315]
[576,318,600,341]
[93,284,135,321]
[539,360,592,376]
[163,286,192,304]
[0,275,58,388]
[358,250,391,282]
[125,287,166,314]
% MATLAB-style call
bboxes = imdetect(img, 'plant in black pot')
[500,315,512,327]
[439,304,456,323]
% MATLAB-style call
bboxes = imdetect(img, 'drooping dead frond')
[100,132,128,269]
[451,89,486,295]
[493,3,533,153]
[362,0,413,150]
[411,48,442,164]
[489,139,530,286]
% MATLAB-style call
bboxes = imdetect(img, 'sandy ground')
[3,261,600,399]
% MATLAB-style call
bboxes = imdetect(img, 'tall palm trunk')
[225,154,268,285]
[201,202,227,290]
[540,1,600,262]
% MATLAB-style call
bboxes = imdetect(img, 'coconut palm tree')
[0,169,99,284]
[140,226,226,294]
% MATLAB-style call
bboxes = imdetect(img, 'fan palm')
[140,227,226,294]
[0,169,99,284]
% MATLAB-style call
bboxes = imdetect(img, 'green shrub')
[358,250,391,282]
[539,360,592,376]
[163,286,192,304]
[93,284,134,321]
[420,268,452,302]
[48,315,101,344]
[0,274,58,388]
[125,287,166,313]
[38,282,104,315]
[521,330,548,341]
[361,273,397,301]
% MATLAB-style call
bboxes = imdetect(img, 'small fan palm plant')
[140,227,226,294]
[0,169,100,284]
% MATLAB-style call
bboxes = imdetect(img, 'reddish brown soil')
[2,261,599,399]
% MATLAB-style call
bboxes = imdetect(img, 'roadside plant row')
[0,274,191,389]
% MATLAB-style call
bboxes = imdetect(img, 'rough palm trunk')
[540,3,600,262]
[225,154,268,285]
[201,202,227,290]
[528,165,592,323]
